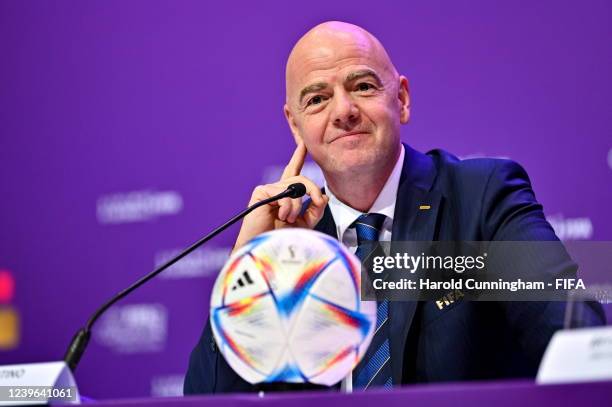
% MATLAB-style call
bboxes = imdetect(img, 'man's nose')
[331,90,360,128]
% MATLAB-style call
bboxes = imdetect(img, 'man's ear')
[398,76,410,124]
[284,103,302,145]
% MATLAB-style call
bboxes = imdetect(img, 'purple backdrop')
[1,0,611,400]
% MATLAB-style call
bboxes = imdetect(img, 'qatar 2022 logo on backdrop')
[154,246,231,280]
[96,190,183,225]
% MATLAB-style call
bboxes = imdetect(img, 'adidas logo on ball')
[231,271,255,291]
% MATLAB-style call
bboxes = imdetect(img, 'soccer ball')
[210,228,376,386]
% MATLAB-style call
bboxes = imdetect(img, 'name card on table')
[537,326,612,384]
[0,361,80,405]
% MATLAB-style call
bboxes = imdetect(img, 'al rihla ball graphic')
[210,228,377,386]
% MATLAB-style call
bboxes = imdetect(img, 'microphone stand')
[64,183,307,372]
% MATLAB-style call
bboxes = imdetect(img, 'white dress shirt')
[324,145,405,251]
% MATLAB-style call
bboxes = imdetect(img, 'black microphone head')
[286,183,307,199]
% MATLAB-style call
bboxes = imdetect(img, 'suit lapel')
[314,199,337,238]
[389,144,442,384]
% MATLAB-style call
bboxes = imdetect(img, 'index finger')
[280,140,307,180]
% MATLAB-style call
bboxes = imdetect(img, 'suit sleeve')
[480,160,605,363]
[482,160,556,241]
[184,320,217,394]
[184,318,254,395]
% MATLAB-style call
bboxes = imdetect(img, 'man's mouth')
[330,131,370,143]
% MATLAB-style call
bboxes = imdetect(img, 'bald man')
[184,22,604,394]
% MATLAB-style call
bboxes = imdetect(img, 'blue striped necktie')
[351,213,393,390]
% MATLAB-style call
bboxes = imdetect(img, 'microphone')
[64,183,307,372]
[285,182,306,198]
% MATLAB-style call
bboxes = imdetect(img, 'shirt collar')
[324,144,405,240]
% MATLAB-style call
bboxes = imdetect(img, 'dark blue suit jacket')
[184,144,605,394]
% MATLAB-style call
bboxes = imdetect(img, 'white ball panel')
[288,295,375,385]
[307,258,359,311]
[212,294,286,381]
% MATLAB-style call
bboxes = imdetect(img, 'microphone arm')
[64,182,307,372]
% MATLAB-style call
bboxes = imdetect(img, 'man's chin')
[326,154,380,176]
[315,142,395,176]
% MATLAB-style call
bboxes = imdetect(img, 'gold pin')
[419,205,431,210]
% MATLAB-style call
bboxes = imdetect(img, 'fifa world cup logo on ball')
[210,229,377,386]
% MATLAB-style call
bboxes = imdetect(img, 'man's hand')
[233,141,329,251]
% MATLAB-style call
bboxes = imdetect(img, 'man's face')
[285,30,409,177]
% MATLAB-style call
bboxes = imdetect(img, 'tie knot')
[351,213,387,245]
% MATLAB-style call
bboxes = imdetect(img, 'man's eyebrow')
[299,82,328,104]
[346,69,383,86]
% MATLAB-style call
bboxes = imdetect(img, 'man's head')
[284,21,410,179]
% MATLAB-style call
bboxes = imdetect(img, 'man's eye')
[357,83,374,91]
[307,95,324,106]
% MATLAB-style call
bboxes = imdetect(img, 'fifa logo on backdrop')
[546,214,593,240]
[96,190,183,224]
[93,303,168,354]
